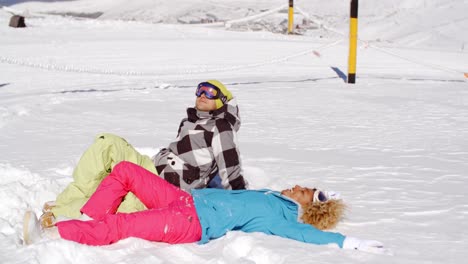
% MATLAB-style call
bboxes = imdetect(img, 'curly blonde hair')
[301,199,346,230]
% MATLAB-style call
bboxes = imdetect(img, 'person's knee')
[112,161,135,172]
[107,161,135,185]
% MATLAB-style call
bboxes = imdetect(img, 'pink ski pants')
[56,161,202,245]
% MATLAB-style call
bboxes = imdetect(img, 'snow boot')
[23,211,60,245]
[40,201,57,228]
[23,211,43,245]
[42,201,56,213]
[40,212,56,228]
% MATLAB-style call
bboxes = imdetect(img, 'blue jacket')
[191,188,346,247]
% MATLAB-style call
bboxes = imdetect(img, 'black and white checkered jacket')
[152,98,248,191]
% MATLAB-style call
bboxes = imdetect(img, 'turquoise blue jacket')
[191,189,346,247]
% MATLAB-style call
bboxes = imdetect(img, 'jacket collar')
[187,98,241,131]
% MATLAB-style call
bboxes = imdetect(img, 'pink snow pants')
[56,161,202,245]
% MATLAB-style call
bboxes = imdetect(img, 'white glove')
[324,190,341,200]
[343,236,389,254]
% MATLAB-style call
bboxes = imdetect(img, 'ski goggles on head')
[312,188,328,203]
[195,82,228,104]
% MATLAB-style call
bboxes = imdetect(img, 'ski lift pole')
[287,0,294,34]
[347,0,358,83]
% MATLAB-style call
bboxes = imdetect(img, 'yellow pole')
[348,0,358,83]
[287,0,294,34]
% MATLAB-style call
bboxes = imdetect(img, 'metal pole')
[347,0,358,83]
[287,0,294,34]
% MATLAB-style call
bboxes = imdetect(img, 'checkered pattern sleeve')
[176,118,188,137]
[211,119,247,190]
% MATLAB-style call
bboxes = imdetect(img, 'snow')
[1,0,467,263]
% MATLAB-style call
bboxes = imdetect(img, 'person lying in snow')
[24,161,387,254]
[42,80,248,226]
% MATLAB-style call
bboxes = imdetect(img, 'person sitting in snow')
[24,161,387,254]
[41,80,248,227]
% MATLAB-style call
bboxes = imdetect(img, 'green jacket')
[52,133,157,218]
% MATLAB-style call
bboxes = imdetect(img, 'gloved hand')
[343,236,389,254]
[323,190,341,200]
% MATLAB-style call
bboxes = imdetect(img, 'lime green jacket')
[52,133,157,218]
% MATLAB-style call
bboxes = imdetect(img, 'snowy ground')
[1,1,467,263]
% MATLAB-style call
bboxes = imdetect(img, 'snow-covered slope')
[4,0,468,49]
[1,1,467,263]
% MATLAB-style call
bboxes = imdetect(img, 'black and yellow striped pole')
[287,0,294,34]
[347,0,359,83]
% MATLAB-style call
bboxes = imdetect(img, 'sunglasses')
[195,82,228,104]
[312,188,328,203]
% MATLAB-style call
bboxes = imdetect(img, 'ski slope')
[1,1,467,263]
